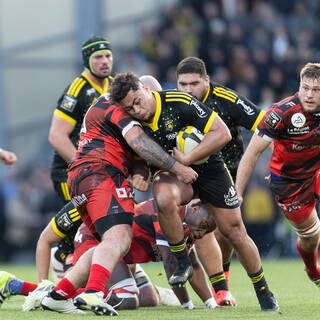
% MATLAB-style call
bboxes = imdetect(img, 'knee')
[220,223,248,246]
[154,191,177,214]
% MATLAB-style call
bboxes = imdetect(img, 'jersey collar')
[202,83,211,104]
[141,91,162,131]
[82,71,109,94]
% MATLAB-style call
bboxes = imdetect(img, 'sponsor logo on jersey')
[287,126,310,135]
[291,113,306,128]
[165,119,174,131]
[236,98,255,115]
[190,99,207,118]
[264,111,281,128]
[224,186,239,206]
[278,201,303,213]
[57,213,73,230]
[60,94,77,112]
[86,88,96,96]
[166,132,177,140]
[72,194,88,206]
[292,143,319,151]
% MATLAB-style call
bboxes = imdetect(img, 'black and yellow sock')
[209,272,228,293]
[223,261,231,273]
[169,239,190,266]
[249,267,270,294]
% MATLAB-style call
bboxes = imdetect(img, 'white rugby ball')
[176,126,209,165]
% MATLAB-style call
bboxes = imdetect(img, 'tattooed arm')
[124,125,198,184]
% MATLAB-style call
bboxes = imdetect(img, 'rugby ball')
[176,126,209,165]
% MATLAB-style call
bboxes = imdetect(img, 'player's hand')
[0,149,17,168]
[132,173,149,192]
[170,161,198,184]
[172,147,189,166]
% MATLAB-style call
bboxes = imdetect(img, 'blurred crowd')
[2,0,319,263]
[126,0,320,109]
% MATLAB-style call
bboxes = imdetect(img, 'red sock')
[72,287,86,298]
[21,282,37,296]
[296,242,320,279]
[54,278,77,299]
[85,264,110,292]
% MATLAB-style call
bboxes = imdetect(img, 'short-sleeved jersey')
[202,83,265,177]
[142,90,224,169]
[51,72,112,179]
[69,94,141,178]
[257,92,320,180]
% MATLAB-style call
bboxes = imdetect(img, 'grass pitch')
[0,259,319,320]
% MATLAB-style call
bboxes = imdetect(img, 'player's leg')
[213,228,233,287]
[194,231,236,307]
[292,208,320,285]
[106,261,139,310]
[152,171,194,286]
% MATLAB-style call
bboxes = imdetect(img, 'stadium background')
[0,0,318,263]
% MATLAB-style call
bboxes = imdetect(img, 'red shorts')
[269,169,320,223]
[68,164,135,236]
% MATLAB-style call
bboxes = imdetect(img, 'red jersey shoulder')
[262,93,299,129]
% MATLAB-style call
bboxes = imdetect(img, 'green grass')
[0,259,318,320]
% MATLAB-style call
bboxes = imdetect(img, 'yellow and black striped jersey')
[141,90,224,169]
[51,72,112,179]
[202,83,265,178]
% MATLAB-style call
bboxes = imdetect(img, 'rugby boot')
[41,293,84,314]
[257,290,280,312]
[214,290,236,307]
[168,263,193,287]
[23,279,54,311]
[74,291,118,316]
[0,271,15,307]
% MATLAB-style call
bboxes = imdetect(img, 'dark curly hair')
[109,72,141,103]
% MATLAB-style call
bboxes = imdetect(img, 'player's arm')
[131,157,150,192]
[36,219,65,282]
[48,113,77,163]
[173,111,231,166]
[235,133,271,204]
[158,244,192,307]
[124,125,198,184]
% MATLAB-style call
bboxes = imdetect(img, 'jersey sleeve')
[256,105,284,141]
[54,77,87,126]
[51,203,82,238]
[221,91,265,132]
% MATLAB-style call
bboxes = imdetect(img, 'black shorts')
[192,162,239,209]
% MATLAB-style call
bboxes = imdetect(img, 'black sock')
[249,267,270,294]
[50,290,67,300]
[169,239,191,266]
[223,261,231,272]
[209,272,228,293]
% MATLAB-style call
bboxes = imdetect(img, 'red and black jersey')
[257,92,320,180]
[51,72,112,180]
[124,199,188,264]
[72,199,189,265]
[69,94,141,177]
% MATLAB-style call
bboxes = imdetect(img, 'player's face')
[177,73,209,101]
[120,85,156,123]
[299,76,320,113]
[90,50,113,78]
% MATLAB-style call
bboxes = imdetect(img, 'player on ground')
[236,62,320,288]
[109,72,279,312]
